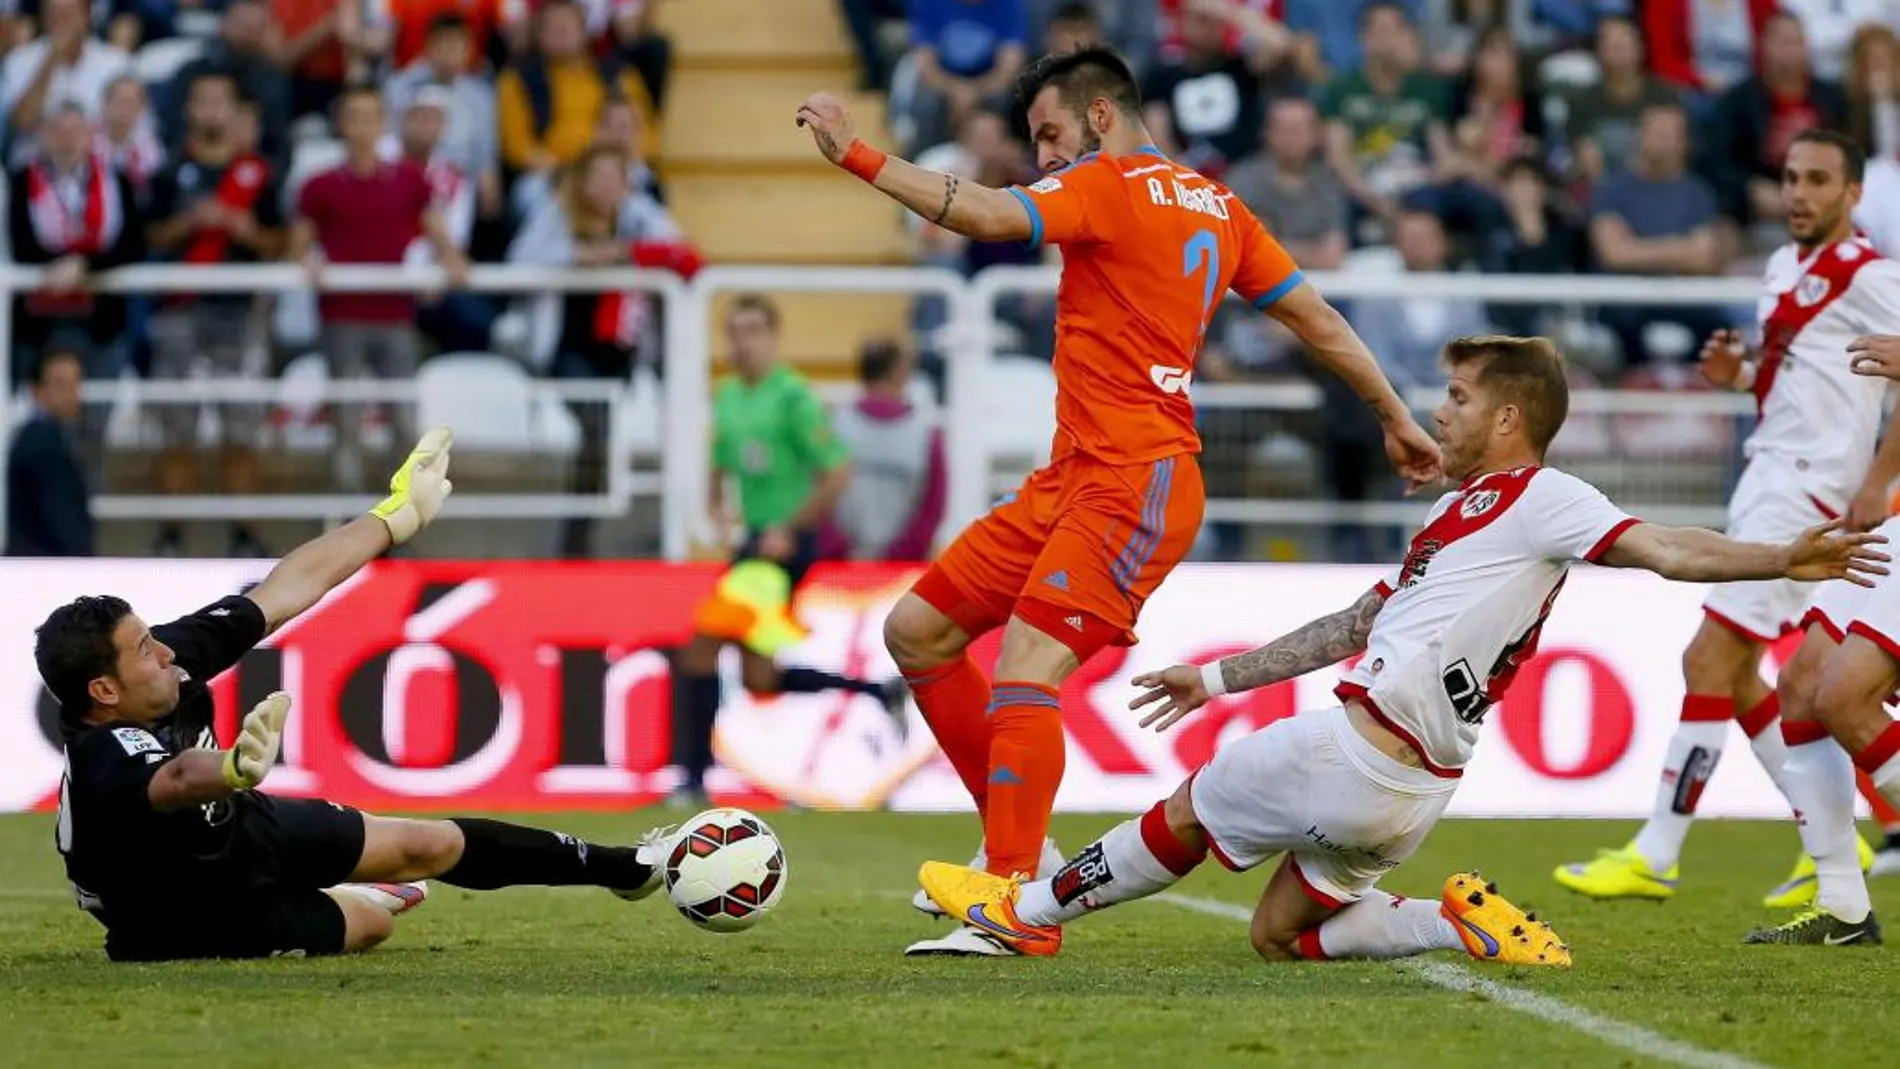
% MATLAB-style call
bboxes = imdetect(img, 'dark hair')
[1593,13,1643,55]
[36,596,133,721]
[187,67,240,99]
[1013,45,1141,122]
[1498,154,1551,187]
[1789,127,1867,184]
[427,11,470,36]
[1049,1,1099,24]
[858,337,904,384]
[336,81,385,113]
[727,293,780,332]
[1443,335,1570,454]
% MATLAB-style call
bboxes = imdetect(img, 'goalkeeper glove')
[221,691,292,791]
[371,426,455,546]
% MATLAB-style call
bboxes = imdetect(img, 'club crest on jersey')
[1796,275,1830,307]
[1459,489,1501,519]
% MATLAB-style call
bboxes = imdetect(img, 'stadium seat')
[622,365,663,459]
[982,355,1057,467]
[670,171,914,264]
[663,70,886,169]
[657,0,857,67]
[416,353,578,458]
[1341,246,1405,275]
[132,38,205,85]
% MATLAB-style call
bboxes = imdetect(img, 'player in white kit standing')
[1558,129,1900,907]
[909,335,1884,963]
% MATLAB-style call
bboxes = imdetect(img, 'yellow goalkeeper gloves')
[371,427,455,546]
[221,691,292,791]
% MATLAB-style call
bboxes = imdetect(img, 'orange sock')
[985,680,1066,877]
[905,656,994,818]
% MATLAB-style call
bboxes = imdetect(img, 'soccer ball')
[663,807,787,932]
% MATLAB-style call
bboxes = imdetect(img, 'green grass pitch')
[2,811,1897,1069]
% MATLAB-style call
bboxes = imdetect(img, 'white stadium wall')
[0,559,1824,819]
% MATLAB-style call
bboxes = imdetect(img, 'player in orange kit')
[797,47,1443,956]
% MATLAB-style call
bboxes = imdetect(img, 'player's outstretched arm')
[1128,586,1388,732]
[1262,283,1443,490]
[1598,520,1891,586]
[244,428,454,635]
[1849,335,1900,381]
[147,692,291,812]
[796,92,1032,244]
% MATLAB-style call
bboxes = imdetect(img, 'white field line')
[1154,892,1781,1069]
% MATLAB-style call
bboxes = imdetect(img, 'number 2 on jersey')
[1181,228,1220,339]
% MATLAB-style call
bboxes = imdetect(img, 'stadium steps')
[655,0,916,376]
[708,291,914,382]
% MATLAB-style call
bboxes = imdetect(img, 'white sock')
[1305,890,1463,960]
[1783,738,1871,922]
[1015,807,1198,927]
[1632,719,1728,871]
[1869,752,1900,808]
[1746,719,1795,805]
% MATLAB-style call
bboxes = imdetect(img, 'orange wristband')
[840,139,887,183]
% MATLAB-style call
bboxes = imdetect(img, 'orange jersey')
[1005,147,1303,465]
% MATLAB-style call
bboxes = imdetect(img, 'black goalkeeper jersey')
[55,595,270,930]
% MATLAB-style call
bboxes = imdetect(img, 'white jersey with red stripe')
[1336,466,1637,776]
[1746,238,1900,508]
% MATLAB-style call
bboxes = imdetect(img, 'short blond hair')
[1443,335,1570,454]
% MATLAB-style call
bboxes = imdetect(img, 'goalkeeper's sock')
[778,665,884,697]
[440,818,650,891]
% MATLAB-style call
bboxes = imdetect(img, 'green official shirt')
[711,365,850,529]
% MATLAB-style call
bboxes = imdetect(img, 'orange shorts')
[918,451,1204,653]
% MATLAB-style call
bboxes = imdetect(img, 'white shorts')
[1804,516,1900,644]
[1188,705,1457,907]
[1703,456,1841,642]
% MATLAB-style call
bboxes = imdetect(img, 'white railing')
[0,264,1765,558]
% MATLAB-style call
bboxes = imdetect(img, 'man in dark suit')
[7,345,95,557]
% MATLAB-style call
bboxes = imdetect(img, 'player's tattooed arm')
[1217,586,1387,693]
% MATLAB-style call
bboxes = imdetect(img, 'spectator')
[396,85,494,354]
[1319,1,1449,233]
[1282,0,1422,79]
[1700,12,1846,229]
[0,0,131,163]
[818,338,946,563]
[1041,0,1105,56]
[498,0,656,189]
[1141,0,1296,175]
[386,12,502,218]
[1778,0,1893,82]
[161,0,291,165]
[290,83,467,490]
[1565,14,1680,184]
[508,143,701,555]
[1223,96,1348,271]
[384,0,510,71]
[102,1,228,50]
[1438,24,1541,190]
[6,345,94,558]
[893,0,1028,154]
[1844,23,1900,161]
[8,102,144,382]
[1644,0,1778,98]
[273,0,388,121]
[1482,156,1585,333]
[96,74,165,199]
[838,0,907,91]
[598,0,672,112]
[1588,100,1730,366]
[512,90,660,219]
[1352,210,1490,394]
[145,65,282,557]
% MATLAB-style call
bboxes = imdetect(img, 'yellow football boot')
[1553,844,1679,901]
[1442,871,1573,968]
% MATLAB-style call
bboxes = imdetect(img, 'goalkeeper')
[38,429,672,962]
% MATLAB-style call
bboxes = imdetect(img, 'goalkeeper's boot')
[1744,908,1883,946]
[334,881,429,916]
[913,837,1064,918]
[613,825,677,903]
[1443,871,1572,968]
[914,862,1061,958]
[1553,843,1678,901]
[1761,836,1878,909]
